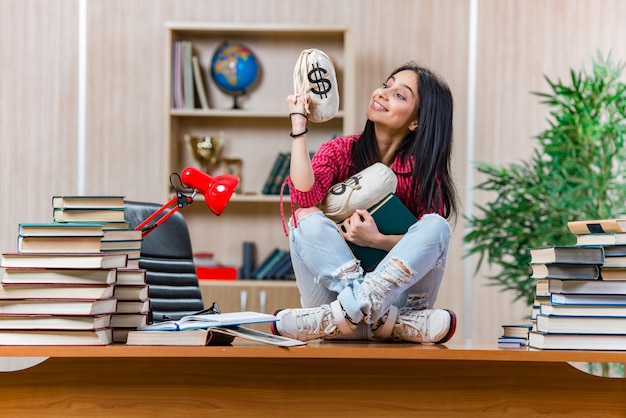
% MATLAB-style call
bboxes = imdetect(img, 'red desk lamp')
[135,167,239,238]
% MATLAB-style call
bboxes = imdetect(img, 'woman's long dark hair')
[351,63,458,221]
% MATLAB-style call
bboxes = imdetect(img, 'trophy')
[185,132,224,174]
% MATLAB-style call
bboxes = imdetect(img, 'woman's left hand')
[340,209,382,248]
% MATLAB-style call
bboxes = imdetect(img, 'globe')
[210,42,260,109]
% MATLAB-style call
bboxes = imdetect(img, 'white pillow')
[320,163,398,222]
[293,48,339,123]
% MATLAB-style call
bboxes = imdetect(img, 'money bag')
[319,163,398,223]
[293,48,340,123]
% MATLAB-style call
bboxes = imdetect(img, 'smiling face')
[366,69,420,136]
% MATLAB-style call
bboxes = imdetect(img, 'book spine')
[240,241,256,279]
[262,153,286,195]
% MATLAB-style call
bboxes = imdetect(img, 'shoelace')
[297,307,337,336]
[395,310,431,339]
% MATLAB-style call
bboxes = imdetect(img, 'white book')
[137,311,277,331]
[192,55,209,109]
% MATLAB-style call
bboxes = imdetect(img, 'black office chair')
[124,201,206,322]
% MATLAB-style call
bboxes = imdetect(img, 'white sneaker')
[271,300,354,341]
[391,308,456,343]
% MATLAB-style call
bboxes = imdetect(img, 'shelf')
[231,194,289,203]
[171,109,345,119]
[189,193,288,203]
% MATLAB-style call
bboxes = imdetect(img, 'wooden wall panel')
[0,0,78,250]
[3,0,626,343]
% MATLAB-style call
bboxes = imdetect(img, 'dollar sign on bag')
[308,63,332,99]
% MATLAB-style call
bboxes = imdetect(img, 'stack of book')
[498,324,532,348]
[569,218,626,281]
[52,195,142,268]
[0,250,127,345]
[111,268,150,343]
[528,218,626,350]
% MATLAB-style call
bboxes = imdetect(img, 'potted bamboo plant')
[464,52,626,307]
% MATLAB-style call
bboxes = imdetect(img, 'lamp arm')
[135,193,194,238]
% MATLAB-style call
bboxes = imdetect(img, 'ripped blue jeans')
[288,210,451,325]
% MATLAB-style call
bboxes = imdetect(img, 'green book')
[343,193,417,272]
[262,153,287,195]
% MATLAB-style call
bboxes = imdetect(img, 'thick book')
[18,223,104,237]
[1,268,117,285]
[102,228,142,241]
[603,245,626,257]
[113,285,149,301]
[52,195,125,209]
[548,279,626,295]
[530,263,600,280]
[497,336,528,348]
[540,303,626,317]
[550,293,626,306]
[0,284,115,300]
[528,246,604,264]
[18,236,103,254]
[136,311,277,332]
[0,253,128,269]
[501,324,532,339]
[100,239,142,251]
[116,269,147,286]
[126,328,235,346]
[0,328,113,345]
[342,193,417,272]
[53,208,126,223]
[601,267,626,280]
[567,218,626,234]
[116,300,149,314]
[0,299,117,316]
[110,313,149,328]
[576,233,626,246]
[602,256,626,268]
[536,313,626,334]
[0,314,111,330]
[529,331,626,350]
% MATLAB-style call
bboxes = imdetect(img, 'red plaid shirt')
[281,134,442,234]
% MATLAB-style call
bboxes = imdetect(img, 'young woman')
[271,62,459,343]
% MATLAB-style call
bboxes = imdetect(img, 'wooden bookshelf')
[164,25,355,310]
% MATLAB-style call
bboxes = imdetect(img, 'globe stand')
[231,91,245,109]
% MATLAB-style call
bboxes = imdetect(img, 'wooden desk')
[0,342,624,417]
